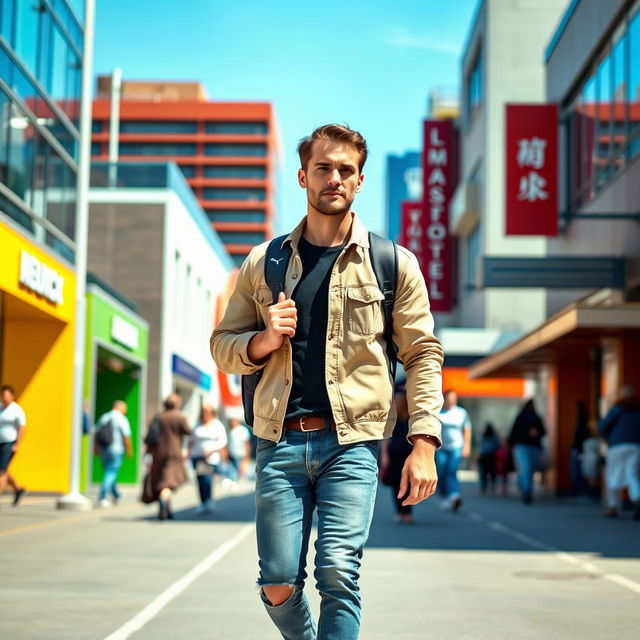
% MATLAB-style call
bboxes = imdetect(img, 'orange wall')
[443,367,525,398]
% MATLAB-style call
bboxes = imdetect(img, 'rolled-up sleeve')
[210,249,268,375]
[392,248,444,447]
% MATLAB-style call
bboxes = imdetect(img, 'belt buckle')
[299,416,315,432]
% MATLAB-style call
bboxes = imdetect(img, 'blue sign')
[172,354,212,391]
[386,152,422,243]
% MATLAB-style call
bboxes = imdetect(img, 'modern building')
[81,274,149,492]
[88,162,234,425]
[385,151,422,244]
[470,0,640,492]
[0,0,86,492]
[91,78,279,266]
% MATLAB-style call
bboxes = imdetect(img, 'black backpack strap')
[368,232,398,379]
[264,234,293,304]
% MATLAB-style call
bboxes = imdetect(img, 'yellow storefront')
[0,223,76,493]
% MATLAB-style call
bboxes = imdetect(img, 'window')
[231,254,248,267]
[120,121,197,134]
[567,2,640,208]
[14,0,40,77]
[205,121,268,134]
[203,187,265,201]
[203,164,267,178]
[466,47,483,124]
[206,209,266,223]
[217,231,266,245]
[205,143,267,157]
[91,142,101,155]
[119,142,196,156]
[178,164,196,177]
[92,120,103,133]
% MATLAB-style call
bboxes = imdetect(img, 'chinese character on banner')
[505,105,558,236]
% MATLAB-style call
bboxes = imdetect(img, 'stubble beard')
[309,191,355,217]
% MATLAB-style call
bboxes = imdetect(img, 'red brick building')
[91,78,279,266]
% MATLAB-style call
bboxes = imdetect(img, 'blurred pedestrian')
[227,418,251,482]
[436,389,472,511]
[599,386,640,520]
[478,422,500,494]
[570,401,591,497]
[94,400,133,508]
[508,399,546,504]
[379,384,414,523]
[0,385,27,506]
[142,393,191,520]
[188,404,227,514]
[494,437,513,496]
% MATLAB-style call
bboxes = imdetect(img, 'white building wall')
[161,191,229,425]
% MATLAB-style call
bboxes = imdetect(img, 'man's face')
[298,139,364,216]
[1,389,13,405]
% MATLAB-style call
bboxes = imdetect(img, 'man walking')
[0,385,27,506]
[211,124,443,639]
[437,389,472,512]
[94,400,133,507]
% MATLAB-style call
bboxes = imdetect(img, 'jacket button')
[328,380,334,385]
[272,429,277,434]
[292,273,298,279]
[328,334,334,341]
[285,379,290,385]
[340,432,346,437]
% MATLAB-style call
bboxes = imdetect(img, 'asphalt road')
[1,475,639,639]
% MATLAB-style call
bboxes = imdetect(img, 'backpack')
[94,418,114,448]
[241,232,398,427]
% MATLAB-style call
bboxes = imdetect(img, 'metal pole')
[107,68,121,187]
[57,0,95,510]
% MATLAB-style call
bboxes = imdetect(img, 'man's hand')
[398,435,438,506]
[248,292,297,362]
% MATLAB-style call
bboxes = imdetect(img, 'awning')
[469,302,640,379]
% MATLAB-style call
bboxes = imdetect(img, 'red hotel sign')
[421,120,455,312]
[505,104,558,236]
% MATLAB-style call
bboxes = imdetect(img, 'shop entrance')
[91,346,142,485]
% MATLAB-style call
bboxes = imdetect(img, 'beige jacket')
[211,213,444,446]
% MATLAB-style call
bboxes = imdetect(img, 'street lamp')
[57,0,96,511]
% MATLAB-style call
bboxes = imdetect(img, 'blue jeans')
[435,447,462,498]
[99,451,124,501]
[191,457,213,504]
[512,444,541,498]
[255,429,379,640]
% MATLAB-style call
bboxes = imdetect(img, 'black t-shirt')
[284,237,344,421]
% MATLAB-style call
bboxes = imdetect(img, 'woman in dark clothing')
[478,423,500,494]
[380,385,414,523]
[570,401,591,497]
[142,393,192,520]
[508,399,546,504]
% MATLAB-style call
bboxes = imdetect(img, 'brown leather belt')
[284,415,336,432]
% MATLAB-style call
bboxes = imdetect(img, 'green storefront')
[81,275,149,492]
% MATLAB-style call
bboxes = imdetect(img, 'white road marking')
[104,524,254,640]
[469,510,640,597]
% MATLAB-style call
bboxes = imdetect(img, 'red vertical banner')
[422,120,455,312]
[399,201,427,268]
[505,104,558,236]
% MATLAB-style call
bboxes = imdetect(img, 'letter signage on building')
[505,104,558,236]
[19,250,65,305]
[421,120,455,312]
[399,201,426,267]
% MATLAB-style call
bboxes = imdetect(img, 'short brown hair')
[298,124,368,171]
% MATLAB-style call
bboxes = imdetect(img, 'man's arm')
[392,248,444,505]
[463,412,472,458]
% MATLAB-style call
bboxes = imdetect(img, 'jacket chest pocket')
[345,285,384,336]
[252,287,273,328]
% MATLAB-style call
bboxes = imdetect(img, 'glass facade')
[216,231,266,245]
[206,209,266,223]
[205,143,267,157]
[202,187,266,201]
[178,164,196,177]
[567,2,640,209]
[0,0,82,262]
[119,142,196,156]
[203,164,266,178]
[205,121,268,134]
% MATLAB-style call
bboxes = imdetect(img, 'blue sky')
[93,0,477,235]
